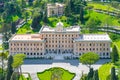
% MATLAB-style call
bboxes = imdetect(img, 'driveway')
[21,59,110,80]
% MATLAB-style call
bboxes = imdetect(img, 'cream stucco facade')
[9,22,111,58]
[47,3,64,17]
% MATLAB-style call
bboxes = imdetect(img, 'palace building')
[9,22,111,58]
[47,3,64,17]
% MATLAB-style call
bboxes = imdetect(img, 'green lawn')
[88,2,115,11]
[37,67,75,80]
[98,63,113,80]
[17,20,34,34]
[88,10,120,26]
[0,45,3,51]
[48,16,71,27]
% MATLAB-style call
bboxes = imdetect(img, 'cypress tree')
[93,70,99,80]
[111,45,119,63]
[11,22,16,34]
[64,0,71,17]
[5,55,13,80]
[87,68,94,80]
[80,6,84,24]
[111,67,117,80]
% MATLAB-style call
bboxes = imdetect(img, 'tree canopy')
[110,67,117,80]
[79,52,99,68]
[111,44,119,63]
[6,55,13,80]
[12,54,26,68]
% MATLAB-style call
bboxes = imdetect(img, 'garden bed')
[37,67,75,80]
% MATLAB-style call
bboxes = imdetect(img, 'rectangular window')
[37,48,39,50]
[104,44,105,46]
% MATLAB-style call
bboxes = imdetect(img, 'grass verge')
[37,67,75,80]
[98,63,113,80]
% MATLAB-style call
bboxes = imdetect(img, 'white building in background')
[47,3,64,17]
[9,22,111,58]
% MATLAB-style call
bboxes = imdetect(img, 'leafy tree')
[70,0,75,12]
[21,0,26,9]
[12,54,26,68]
[25,12,29,22]
[109,33,120,41]
[0,51,8,80]
[79,52,99,69]
[86,17,101,33]
[87,68,94,80]
[31,8,43,30]
[111,67,117,80]
[5,55,13,80]
[2,31,11,50]
[85,6,93,16]
[43,8,48,24]
[28,0,33,6]
[33,0,42,7]
[11,54,26,80]
[93,70,99,80]
[53,0,57,3]
[31,14,42,30]
[0,23,11,33]
[2,2,22,23]
[51,68,63,80]
[111,45,119,63]
[73,0,82,14]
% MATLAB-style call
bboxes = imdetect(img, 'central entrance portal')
[58,49,61,54]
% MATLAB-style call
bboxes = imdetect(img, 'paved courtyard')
[22,59,110,80]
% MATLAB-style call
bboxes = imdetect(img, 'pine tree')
[111,67,117,80]
[5,55,13,80]
[111,45,119,63]
[93,70,99,80]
